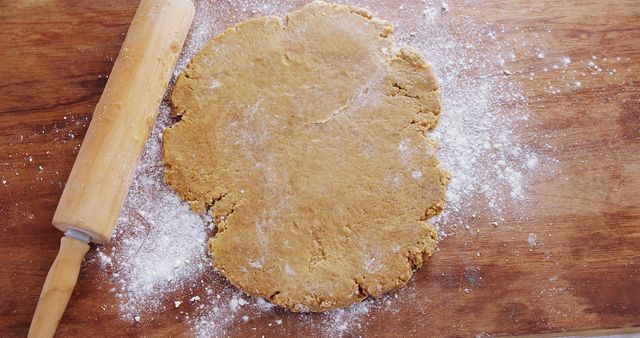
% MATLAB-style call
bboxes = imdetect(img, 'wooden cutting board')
[1,0,639,336]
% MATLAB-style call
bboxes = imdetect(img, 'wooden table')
[1,0,639,336]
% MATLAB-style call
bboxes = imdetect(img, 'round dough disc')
[163,2,448,312]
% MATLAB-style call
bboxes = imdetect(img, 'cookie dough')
[163,2,448,312]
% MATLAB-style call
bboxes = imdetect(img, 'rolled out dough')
[163,2,448,312]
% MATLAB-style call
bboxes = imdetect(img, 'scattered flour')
[408,9,542,226]
[95,249,112,268]
[106,107,209,318]
[85,0,575,336]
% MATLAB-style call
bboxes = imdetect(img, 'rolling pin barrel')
[29,0,194,337]
[52,0,194,244]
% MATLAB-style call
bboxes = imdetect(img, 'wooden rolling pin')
[28,1,194,337]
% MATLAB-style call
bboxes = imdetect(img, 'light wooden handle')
[28,236,90,338]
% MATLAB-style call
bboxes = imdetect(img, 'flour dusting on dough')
[164,2,446,313]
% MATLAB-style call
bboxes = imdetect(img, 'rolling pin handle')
[28,232,91,338]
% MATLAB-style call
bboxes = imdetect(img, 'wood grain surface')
[1,0,639,337]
